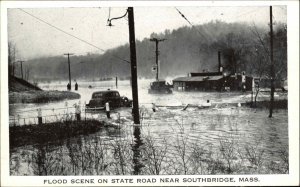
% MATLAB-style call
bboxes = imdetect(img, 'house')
[173,71,253,92]
[173,72,224,91]
[225,74,253,91]
[172,51,254,92]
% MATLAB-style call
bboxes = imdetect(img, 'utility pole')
[16,60,25,79]
[150,38,166,81]
[128,7,140,124]
[64,53,74,90]
[231,49,236,75]
[269,6,274,118]
[218,51,221,72]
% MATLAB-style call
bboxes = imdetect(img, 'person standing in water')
[105,102,110,119]
[75,82,78,91]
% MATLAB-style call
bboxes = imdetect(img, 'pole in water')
[64,53,74,90]
[116,76,118,89]
[150,38,166,81]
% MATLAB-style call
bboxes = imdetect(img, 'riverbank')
[9,90,81,104]
[9,119,118,148]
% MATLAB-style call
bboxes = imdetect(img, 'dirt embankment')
[9,76,80,103]
[9,76,42,92]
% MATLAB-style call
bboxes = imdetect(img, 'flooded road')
[9,79,288,175]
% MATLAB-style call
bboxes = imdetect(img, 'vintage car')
[86,89,132,109]
[281,79,288,92]
[148,80,173,94]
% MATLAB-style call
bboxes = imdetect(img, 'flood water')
[9,79,288,175]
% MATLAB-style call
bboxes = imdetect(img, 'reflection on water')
[132,126,144,175]
[9,107,288,175]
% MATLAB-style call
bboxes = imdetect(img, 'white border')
[1,1,299,186]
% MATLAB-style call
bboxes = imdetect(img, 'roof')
[92,90,119,94]
[190,72,223,77]
[151,80,166,83]
[173,75,223,82]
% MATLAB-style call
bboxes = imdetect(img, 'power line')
[175,7,193,26]
[224,8,265,21]
[18,8,130,64]
[174,7,215,44]
[175,7,282,48]
[19,9,105,52]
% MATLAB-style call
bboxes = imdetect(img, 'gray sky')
[7,6,286,60]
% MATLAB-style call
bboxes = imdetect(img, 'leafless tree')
[249,23,287,107]
[24,67,30,81]
[8,41,17,76]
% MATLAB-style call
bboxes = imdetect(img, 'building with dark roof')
[172,51,254,92]
[173,71,253,92]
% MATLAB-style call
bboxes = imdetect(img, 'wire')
[174,7,213,43]
[18,8,130,64]
[107,8,128,27]
[19,9,106,52]
[226,8,265,21]
[175,7,193,26]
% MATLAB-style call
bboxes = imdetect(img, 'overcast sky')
[7,5,286,60]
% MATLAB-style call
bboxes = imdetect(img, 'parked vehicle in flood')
[86,89,132,109]
[148,80,173,94]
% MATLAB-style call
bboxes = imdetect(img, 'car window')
[106,92,113,97]
[92,91,120,98]
[92,92,103,98]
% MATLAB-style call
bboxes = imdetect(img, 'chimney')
[218,51,221,72]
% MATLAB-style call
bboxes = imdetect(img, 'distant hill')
[24,21,287,82]
[9,75,42,92]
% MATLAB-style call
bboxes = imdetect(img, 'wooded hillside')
[20,21,286,82]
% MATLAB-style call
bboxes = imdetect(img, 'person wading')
[105,102,111,119]
[75,82,78,91]
[67,83,71,90]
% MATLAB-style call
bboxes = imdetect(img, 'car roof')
[92,90,119,94]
